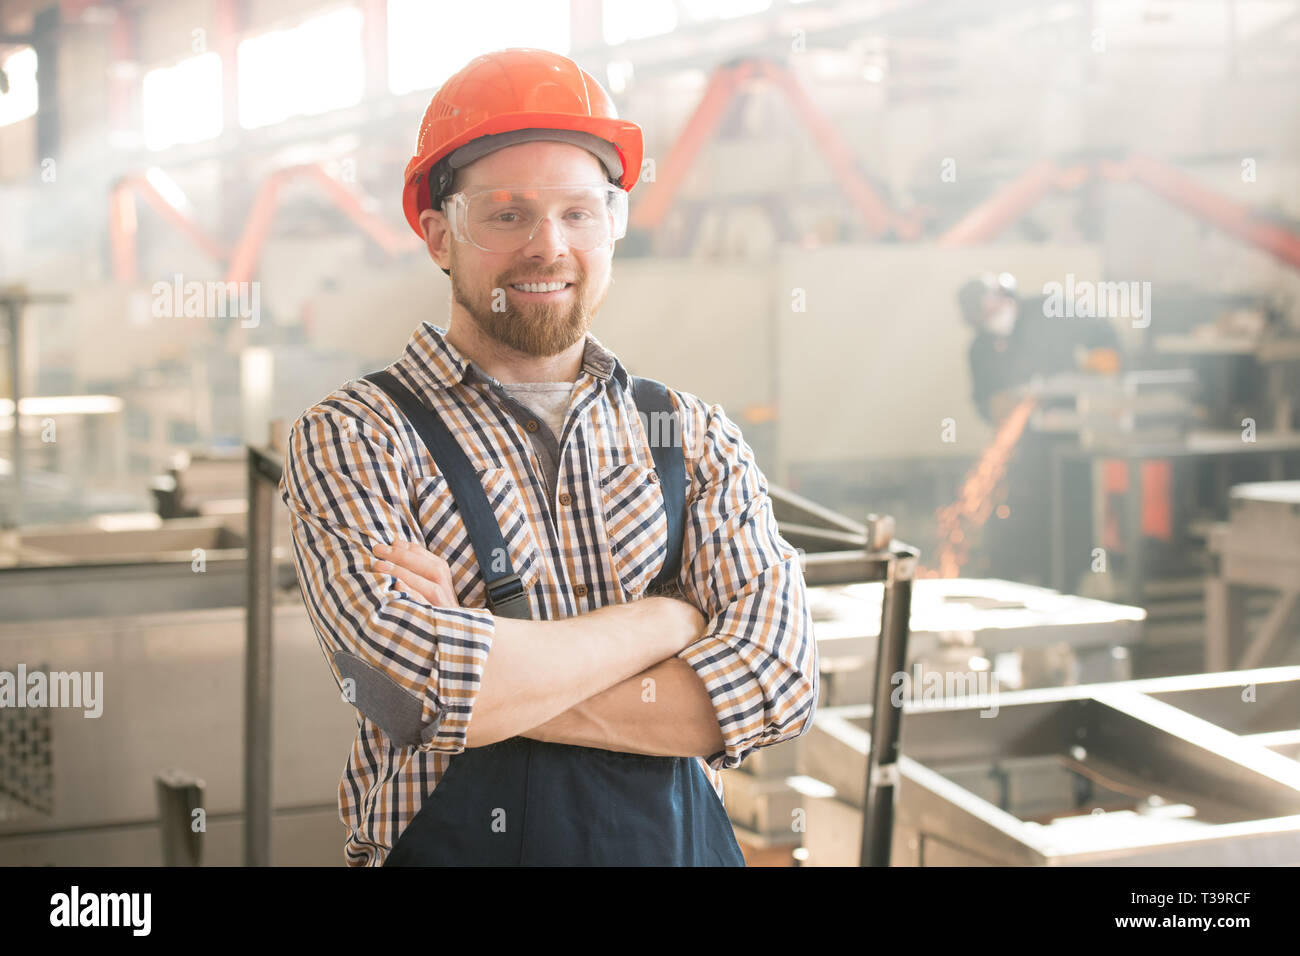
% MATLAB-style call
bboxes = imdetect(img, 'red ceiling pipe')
[108,176,229,281]
[1112,154,1300,272]
[629,60,757,232]
[224,164,421,285]
[937,160,1063,246]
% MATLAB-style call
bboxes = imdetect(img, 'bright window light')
[387,0,570,96]
[0,47,39,127]
[603,0,676,45]
[239,6,363,129]
[606,59,634,94]
[142,52,222,150]
[682,0,772,20]
[144,166,192,209]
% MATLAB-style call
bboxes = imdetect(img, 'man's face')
[423,141,615,358]
[982,291,1017,337]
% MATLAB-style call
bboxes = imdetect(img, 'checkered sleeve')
[278,391,496,755]
[673,396,819,771]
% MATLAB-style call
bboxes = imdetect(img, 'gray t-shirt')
[498,381,575,501]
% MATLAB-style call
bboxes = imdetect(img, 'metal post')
[1050,447,1065,592]
[1126,457,1144,606]
[859,545,917,867]
[156,769,205,866]
[5,299,19,530]
[244,422,285,866]
[1,289,69,530]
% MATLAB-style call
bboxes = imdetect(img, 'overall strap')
[630,375,686,593]
[363,369,532,620]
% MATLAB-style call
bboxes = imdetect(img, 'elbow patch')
[333,650,441,749]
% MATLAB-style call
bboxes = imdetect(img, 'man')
[958,272,1123,582]
[279,48,817,866]
[960,271,1123,428]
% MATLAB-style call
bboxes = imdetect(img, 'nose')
[521,215,570,261]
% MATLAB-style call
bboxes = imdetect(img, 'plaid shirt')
[279,321,818,866]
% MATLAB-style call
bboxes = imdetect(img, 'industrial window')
[386,0,571,96]
[238,6,364,129]
[603,0,677,45]
[681,0,774,21]
[142,52,223,150]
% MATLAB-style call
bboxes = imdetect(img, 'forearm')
[465,597,702,747]
[521,656,725,758]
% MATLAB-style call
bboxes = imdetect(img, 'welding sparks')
[920,397,1037,578]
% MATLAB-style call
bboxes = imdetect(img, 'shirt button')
[558,492,571,506]
[574,583,588,597]
[648,472,659,484]
[525,420,539,433]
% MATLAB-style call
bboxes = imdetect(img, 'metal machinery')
[799,667,1300,866]
[1206,481,1300,673]
[721,487,1151,864]
[0,428,340,866]
[0,595,355,865]
[1049,422,1300,661]
[0,445,296,623]
[1028,326,1300,669]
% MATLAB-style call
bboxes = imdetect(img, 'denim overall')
[364,369,745,867]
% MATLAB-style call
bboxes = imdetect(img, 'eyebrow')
[475,184,608,200]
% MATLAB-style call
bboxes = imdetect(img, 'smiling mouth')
[508,281,574,294]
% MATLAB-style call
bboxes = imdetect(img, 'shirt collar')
[402,321,629,394]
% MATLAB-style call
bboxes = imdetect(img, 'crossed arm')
[368,397,819,766]
[372,539,726,758]
[527,657,726,757]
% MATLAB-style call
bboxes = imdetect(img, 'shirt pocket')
[598,461,670,599]
[411,467,542,609]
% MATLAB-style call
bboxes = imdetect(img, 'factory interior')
[2,0,1300,873]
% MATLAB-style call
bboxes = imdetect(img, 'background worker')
[958,271,1124,582]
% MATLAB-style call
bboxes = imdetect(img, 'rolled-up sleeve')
[279,393,495,755]
[673,398,819,771]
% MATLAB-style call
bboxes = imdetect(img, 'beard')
[450,258,607,358]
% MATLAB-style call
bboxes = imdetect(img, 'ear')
[420,207,452,272]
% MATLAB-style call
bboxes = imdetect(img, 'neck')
[444,314,585,384]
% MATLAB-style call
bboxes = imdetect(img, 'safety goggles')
[441,183,629,254]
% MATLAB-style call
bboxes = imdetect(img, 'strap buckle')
[486,572,530,619]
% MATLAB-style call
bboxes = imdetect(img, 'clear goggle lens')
[445,183,629,253]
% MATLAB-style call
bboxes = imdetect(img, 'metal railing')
[245,427,285,866]
[859,541,918,866]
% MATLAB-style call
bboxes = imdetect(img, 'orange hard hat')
[402,48,644,241]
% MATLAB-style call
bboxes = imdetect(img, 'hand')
[650,595,707,650]
[988,391,1019,427]
[372,539,459,608]
[1082,347,1121,375]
